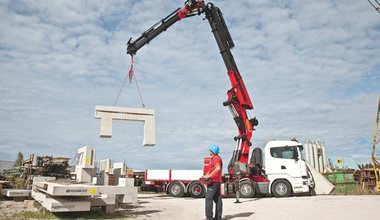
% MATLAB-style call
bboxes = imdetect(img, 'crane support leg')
[95,105,156,146]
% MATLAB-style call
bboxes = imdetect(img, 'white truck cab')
[264,140,312,197]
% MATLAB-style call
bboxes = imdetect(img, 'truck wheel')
[188,181,205,198]
[309,187,316,196]
[271,180,291,197]
[169,181,185,197]
[239,181,255,198]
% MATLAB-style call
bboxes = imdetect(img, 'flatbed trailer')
[142,169,206,198]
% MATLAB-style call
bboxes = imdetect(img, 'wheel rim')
[241,184,252,196]
[192,185,202,196]
[275,183,287,195]
[171,184,181,195]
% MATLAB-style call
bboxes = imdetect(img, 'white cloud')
[0,0,379,170]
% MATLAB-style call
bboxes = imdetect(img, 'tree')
[14,152,24,167]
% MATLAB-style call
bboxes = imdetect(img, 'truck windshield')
[270,146,296,159]
[270,145,304,160]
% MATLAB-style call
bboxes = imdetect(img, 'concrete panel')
[95,105,156,146]
[90,197,116,206]
[35,182,138,198]
[99,114,113,138]
[32,176,56,184]
[43,197,91,212]
[31,190,48,203]
[1,189,31,197]
[122,191,137,204]
[306,163,334,195]
[75,168,94,184]
[76,146,96,168]
[99,159,112,173]
[118,178,134,187]
[113,162,126,175]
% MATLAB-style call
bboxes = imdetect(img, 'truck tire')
[239,180,255,198]
[169,181,185,197]
[188,181,205,198]
[271,180,291,198]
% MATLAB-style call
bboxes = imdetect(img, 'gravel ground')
[1,194,379,220]
[0,199,39,219]
[131,194,380,220]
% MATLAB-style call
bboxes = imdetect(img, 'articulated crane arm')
[127,0,258,174]
[127,0,206,55]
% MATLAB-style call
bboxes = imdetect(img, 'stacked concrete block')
[31,146,138,213]
[32,176,138,213]
[1,189,31,201]
[32,190,91,212]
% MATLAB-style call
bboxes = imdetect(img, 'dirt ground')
[1,194,379,220]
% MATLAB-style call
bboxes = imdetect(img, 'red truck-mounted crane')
[127,0,270,199]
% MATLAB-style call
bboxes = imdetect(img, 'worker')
[203,144,223,220]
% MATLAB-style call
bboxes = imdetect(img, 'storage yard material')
[28,146,138,213]
[1,189,31,198]
[31,177,137,213]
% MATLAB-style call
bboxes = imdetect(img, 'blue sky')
[0,0,379,170]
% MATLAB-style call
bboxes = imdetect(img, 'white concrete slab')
[43,197,91,212]
[99,159,112,173]
[32,176,56,184]
[1,189,31,197]
[90,196,116,206]
[122,191,138,205]
[35,181,138,200]
[31,189,49,203]
[118,178,134,187]
[306,163,335,194]
[113,162,126,175]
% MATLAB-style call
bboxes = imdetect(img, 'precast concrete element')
[306,163,334,195]
[32,178,138,212]
[34,182,136,196]
[73,146,96,183]
[1,189,31,197]
[113,162,126,175]
[118,177,137,204]
[95,105,156,146]
[98,159,112,185]
[32,190,91,212]
[99,159,112,174]
[33,176,56,183]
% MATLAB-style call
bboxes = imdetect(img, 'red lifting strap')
[113,55,145,108]
[128,55,134,83]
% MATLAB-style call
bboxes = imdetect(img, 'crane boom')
[126,0,258,174]
[127,1,206,55]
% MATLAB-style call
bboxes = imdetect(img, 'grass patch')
[14,211,57,219]
[330,184,380,195]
